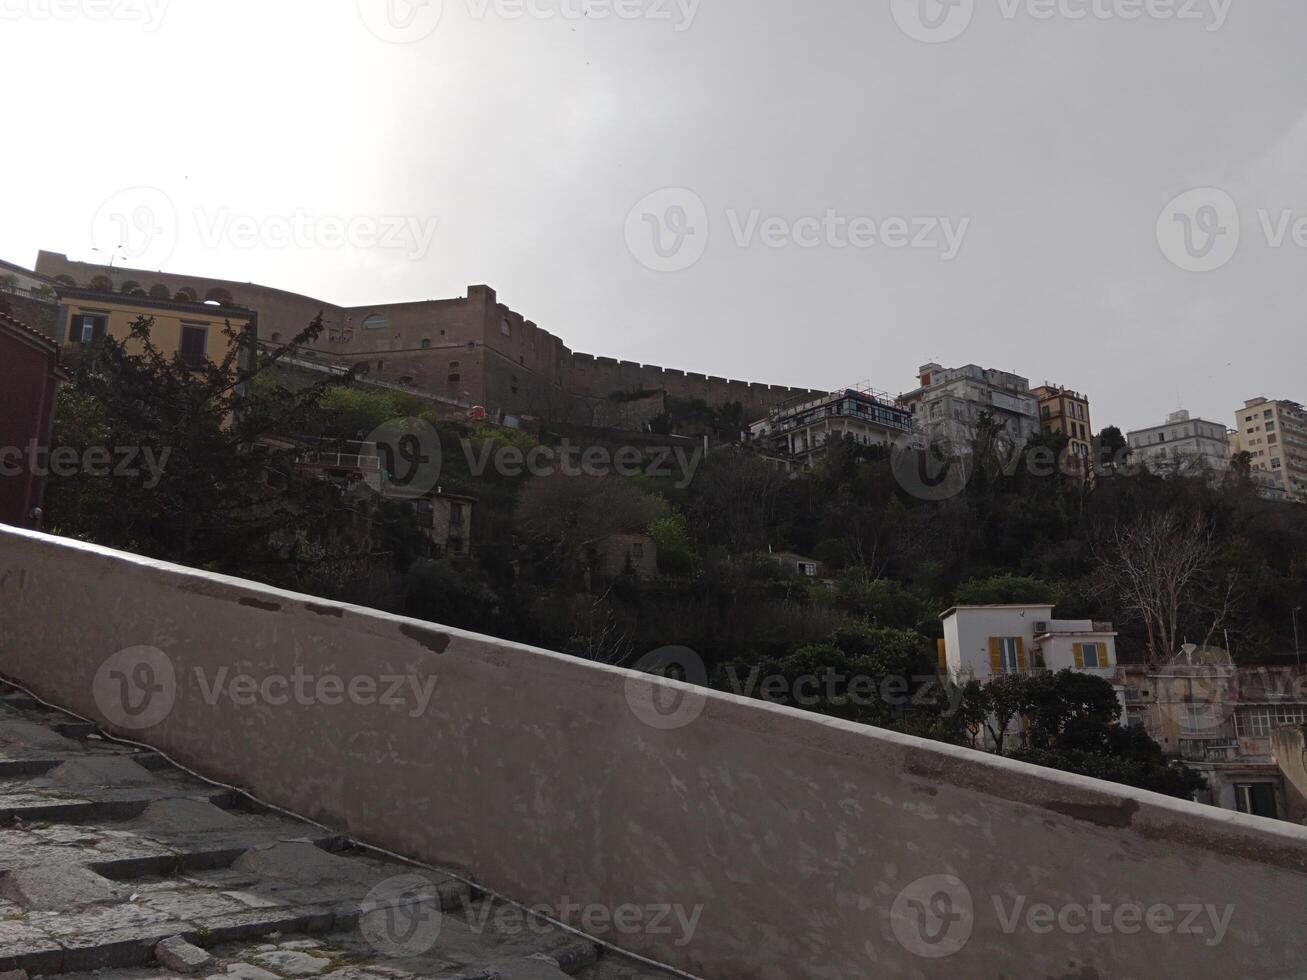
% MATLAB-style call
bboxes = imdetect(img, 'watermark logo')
[0,0,171,31]
[624,645,708,730]
[890,874,974,958]
[92,187,178,270]
[360,874,445,957]
[890,0,975,44]
[889,433,971,502]
[364,418,444,499]
[1153,662,1237,735]
[625,188,710,273]
[357,0,444,43]
[1157,187,1240,273]
[93,646,177,730]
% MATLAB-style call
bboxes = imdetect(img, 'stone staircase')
[0,684,681,980]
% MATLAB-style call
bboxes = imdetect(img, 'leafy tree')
[954,573,1059,606]
[648,511,695,574]
[45,313,397,582]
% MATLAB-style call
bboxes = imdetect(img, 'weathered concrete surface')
[4,528,1307,978]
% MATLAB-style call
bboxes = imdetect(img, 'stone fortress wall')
[35,252,826,426]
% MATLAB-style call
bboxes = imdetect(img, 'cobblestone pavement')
[0,683,684,980]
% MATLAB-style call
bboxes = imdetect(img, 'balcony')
[1180,738,1239,762]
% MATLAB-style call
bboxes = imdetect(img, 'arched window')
[421,338,431,349]
[270,332,282,343]
[362,314,388,331]
[120,280,145,296]
[376,360,384,373]
[149,284,171,299]
[90,276,112,292]
[54,275,75,287]
[174,287,199,302]
[204,288,234,305]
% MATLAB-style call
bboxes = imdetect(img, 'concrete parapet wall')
[6,530,1307,977]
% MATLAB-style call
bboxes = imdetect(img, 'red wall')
[0,325,61,529]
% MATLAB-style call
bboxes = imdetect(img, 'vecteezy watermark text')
[463,438,704,489]
[890,873,1234,959]
[0,442,171,490]
[355,0,700,44]
[93,647,440,731]
[890,0,1232,44]
[625,188,970,272]
[0,0,170,30]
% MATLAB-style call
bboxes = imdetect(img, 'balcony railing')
[1180,738,1239,763]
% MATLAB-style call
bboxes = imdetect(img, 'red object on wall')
[0,310,66,530]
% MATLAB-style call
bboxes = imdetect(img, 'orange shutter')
[1073,643,1085,669]
[937,638,947,671]
[989,637,1002,675]
[1016,637,1028,673]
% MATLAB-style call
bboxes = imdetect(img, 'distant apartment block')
[1118,656,1307,822]
[900,362,1040,451]
[939,604,1118,684]
[1031,384,1093,462]
[748,387,913,470]
[1126,409,1230,476]
[1230,397,1307,501]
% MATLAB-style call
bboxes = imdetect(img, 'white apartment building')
[748,387,914,470]
[1126,410,1230,476]
[939,605,1118,684]
[900,363,1040,452]
[1231,397,1307,502]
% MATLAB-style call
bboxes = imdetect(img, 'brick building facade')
[34,252,824,427]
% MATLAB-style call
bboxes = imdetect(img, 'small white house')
[940,605,1118,683]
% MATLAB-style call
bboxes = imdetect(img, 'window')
[501,317,512,337]
[449,501,465,527]
[1183,704,1218,734]
[993,637,1022,674]
[421,339,431,349]
[362,314,388,330]
[376,360,384,373]
[70,313,107,344]
[179,324,208,367]
[1076,642,1108,668]
[448,373,461,383]
[632,543,645,560]
[1236,705,1306,737]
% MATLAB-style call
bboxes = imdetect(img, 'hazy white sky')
[3,0,1306,432]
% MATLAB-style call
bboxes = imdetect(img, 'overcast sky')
[3,0,1306,431]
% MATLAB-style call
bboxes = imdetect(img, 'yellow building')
[1031,384,1093,462]
[56,286,256,368]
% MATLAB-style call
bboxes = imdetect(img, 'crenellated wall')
[34,252,825,426]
